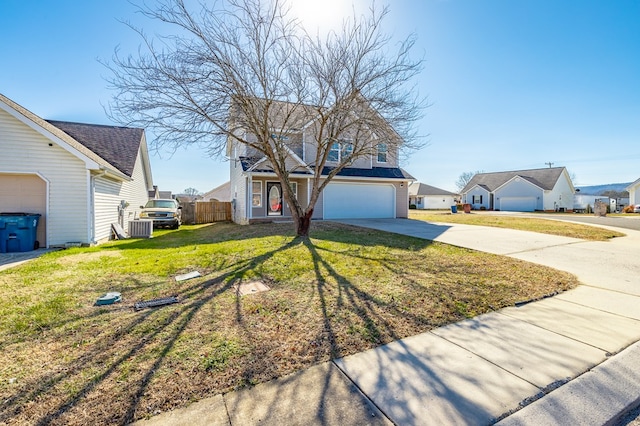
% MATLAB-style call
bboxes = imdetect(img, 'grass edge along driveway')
[0,222,579,425]
[409,210,625,241]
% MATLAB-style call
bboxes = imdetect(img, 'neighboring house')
[408,182,458,209]
[461,167,574,212]
[227,101,414,224]
[573,194,611,213]
[203,181,231,202]
[0,93,153,247]
[626,178,640,206]
[148,185,160,199]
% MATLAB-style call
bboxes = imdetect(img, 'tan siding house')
[0,93,153,247]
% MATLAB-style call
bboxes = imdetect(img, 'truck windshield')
[144,200,176,209]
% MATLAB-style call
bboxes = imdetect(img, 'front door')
[267,182,283,216]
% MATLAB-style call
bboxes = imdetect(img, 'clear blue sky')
[1,0,638,193]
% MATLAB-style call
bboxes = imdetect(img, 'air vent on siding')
[128,220,153,238]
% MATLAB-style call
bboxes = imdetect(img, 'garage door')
[499,197,536,212]
[0,174,47,246]
[324,182,395,219]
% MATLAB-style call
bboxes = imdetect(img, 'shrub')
[409,204,417,209]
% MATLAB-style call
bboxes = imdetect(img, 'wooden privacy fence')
[179,200,231,224]
[193,200,231,224]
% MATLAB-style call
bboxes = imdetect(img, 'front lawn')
[0,222,578,425]
[409,210,624,240]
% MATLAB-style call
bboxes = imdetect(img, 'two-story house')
[227,100,414,224]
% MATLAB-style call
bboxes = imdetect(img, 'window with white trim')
[252,181,262,207]
[377,143,387,163]
[328,139,353,162]
[328,142,340,162]
[472,194,483,204]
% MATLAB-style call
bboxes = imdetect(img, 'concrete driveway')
[0,248,57,272]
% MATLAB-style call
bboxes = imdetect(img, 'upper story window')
[377,143,388,163]
[328,139,353,162]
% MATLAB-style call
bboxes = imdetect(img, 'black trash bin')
[0,213,41,253]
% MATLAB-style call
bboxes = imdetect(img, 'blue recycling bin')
[0,213,41,253]
[450,205,458,214]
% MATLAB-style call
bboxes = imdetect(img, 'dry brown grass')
[0,222,578,425]
[409,210,625,240]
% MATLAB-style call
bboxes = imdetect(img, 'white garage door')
[324,182,395,219]
[499,197,536,212]
[0,174,47,246]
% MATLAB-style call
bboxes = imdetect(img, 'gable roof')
[0,93,112,173]
[626,177,640,191]
[47,120,144,178]
[461,167,567,193]
[203,181,231,202]
[0,93,147,181]
[409,182,457,197]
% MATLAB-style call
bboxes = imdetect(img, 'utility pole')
[545,162,554,168]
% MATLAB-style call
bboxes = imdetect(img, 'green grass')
[0,222,579,425]
[409,210,625,240]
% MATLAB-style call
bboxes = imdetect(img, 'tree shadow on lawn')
[1,222,460,425]
[101,220,446,252]
[1,238,301,425]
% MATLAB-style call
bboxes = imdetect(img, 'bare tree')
[105,0,425,236]
[183,187,200,196]
[455,170,483,192]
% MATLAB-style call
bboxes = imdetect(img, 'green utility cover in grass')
[95,292,122,306]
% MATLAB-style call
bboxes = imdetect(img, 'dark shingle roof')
[461,167,566,193]
[322,166,414,180]
[47,120,144,177]
[409,182,458,196]
[239,157,414,180]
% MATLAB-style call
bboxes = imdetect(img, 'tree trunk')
[296,209,314,237]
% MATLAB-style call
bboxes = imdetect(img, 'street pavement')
[529,213,640,232]
[117,218,640,425]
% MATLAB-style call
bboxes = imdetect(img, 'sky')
[1,0,638,193]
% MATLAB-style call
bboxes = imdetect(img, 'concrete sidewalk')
[134,218,640,425]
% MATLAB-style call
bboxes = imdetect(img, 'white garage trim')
[323,182,396,219]
[499,197,537,212]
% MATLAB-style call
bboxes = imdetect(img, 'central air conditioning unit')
[128,219,153,238]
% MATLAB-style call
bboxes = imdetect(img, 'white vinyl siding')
[629,182,640,206]
[0,108,89,246]
[546,171,574,211]
[93,176,123,243]
[93,158,150,245]
[417,195,456,210]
